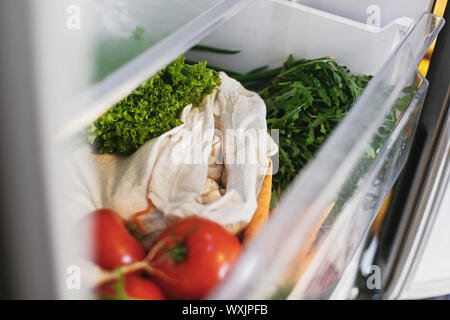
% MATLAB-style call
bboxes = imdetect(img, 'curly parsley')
[87,55,221,154]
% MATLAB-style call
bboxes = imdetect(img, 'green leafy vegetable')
[88,55,221,154]
[237,58,416,210]
[226,56,371,205]
[256,56,372,203]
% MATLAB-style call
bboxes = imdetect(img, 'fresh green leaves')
[252,56,372,203]
[88,55,221,154]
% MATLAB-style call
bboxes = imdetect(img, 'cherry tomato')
[87,209,146,270]
[149,217,242,299]
[97,274,165,300]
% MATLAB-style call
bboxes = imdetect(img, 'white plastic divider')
[295,0,433,27]
[186,0,413,76]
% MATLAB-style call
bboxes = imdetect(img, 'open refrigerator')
[0,0,448,300]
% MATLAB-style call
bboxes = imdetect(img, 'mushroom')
[208,164,224,183]
[202,190,222,204]
[202,178,219,195]
[221,168,227,187]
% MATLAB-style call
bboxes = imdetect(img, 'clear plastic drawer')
[44,0,443,299]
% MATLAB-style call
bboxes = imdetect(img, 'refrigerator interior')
[61,0,444,299]
[0,0,444,299]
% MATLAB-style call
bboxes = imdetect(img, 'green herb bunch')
[88,55,221,154]
[254,56,372,204]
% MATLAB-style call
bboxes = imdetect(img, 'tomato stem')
[167,244,188,264]
[164,225,198,264]
[111,272,129,300]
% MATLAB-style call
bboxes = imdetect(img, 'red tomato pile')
[86,209,242,300]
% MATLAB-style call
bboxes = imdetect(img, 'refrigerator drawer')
[41,0,446,299]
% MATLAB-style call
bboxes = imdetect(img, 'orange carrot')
[243,160,273,245]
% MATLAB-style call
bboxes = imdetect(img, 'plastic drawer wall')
[288,71,429,299]
[295,0,433,27]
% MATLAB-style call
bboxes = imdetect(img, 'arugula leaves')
[88,55,221,154]
[252,56,371,204]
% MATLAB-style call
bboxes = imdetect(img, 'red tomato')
[88,209,146,270]
[149,217,242,299]
[97,274,165,300]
